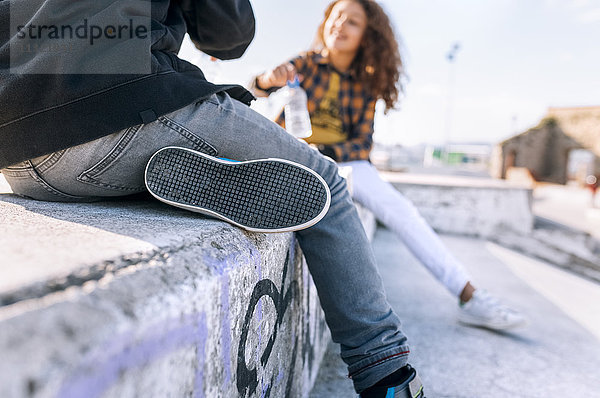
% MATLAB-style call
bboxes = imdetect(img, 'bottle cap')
[286,75,300,88]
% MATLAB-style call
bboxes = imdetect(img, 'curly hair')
[314,0,404,112]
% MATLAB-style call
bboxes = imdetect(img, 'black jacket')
[0,0,256,168]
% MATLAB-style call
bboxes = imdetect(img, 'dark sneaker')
[360,365,425,398]
[144,146,331,233]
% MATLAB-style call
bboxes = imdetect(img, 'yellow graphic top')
[305,72,346,145]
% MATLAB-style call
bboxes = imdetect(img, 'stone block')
[0,174,375,398]
[379,172,534,238]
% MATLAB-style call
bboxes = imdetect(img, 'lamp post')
[444,42,460,164]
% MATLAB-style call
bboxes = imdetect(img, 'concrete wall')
[380,172,534,237]
[0,176,375,398]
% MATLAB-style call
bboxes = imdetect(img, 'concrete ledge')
[380,172,534,237]
[0,175,375,398]
[493,217,600,283]
[378,171,600,283]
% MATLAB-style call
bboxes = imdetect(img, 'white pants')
[340,160,470,297]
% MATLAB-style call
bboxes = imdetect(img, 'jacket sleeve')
[178,0,255,60]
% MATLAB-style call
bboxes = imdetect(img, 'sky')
[179,0,600,147]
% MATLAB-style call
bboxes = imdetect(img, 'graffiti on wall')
[55,245,325,398]
[236,251,299,397]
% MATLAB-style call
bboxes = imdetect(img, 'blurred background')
[179,0,600,186]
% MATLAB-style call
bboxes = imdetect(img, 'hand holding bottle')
[257,63,299,91]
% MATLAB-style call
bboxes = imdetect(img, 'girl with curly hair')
[254,0,526,343]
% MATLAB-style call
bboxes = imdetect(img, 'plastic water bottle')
[284,76,312,138]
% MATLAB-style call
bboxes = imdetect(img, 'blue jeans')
[1,93,410,392]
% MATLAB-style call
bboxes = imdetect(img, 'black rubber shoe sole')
[145,147,331,233]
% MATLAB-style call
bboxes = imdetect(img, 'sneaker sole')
[144,146,331,233]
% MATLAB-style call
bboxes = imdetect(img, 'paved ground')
[310,227,600,397]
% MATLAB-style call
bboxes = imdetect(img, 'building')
[492,106,600,184]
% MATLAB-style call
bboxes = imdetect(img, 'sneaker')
[458,289,528,330]
[144,146,331,233]
[360,365,425,398]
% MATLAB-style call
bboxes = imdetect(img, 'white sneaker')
[457,290,528,330]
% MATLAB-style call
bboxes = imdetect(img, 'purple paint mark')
[202,252,239,276]
[58,313,208,398]
[202,237,262,276]
[220,274,232,387]
[193,314,208,398]
[261,382,270,398]
[276,367,285,385]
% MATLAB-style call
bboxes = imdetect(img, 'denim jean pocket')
[156,115,218,157]
[4,150,67,172]
[76,125,146,192]
[77,118,218,192]
[2,152,88,202]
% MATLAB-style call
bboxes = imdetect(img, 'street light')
[444,42,460,164]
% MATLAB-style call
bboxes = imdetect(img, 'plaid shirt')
[273,51,377,162]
